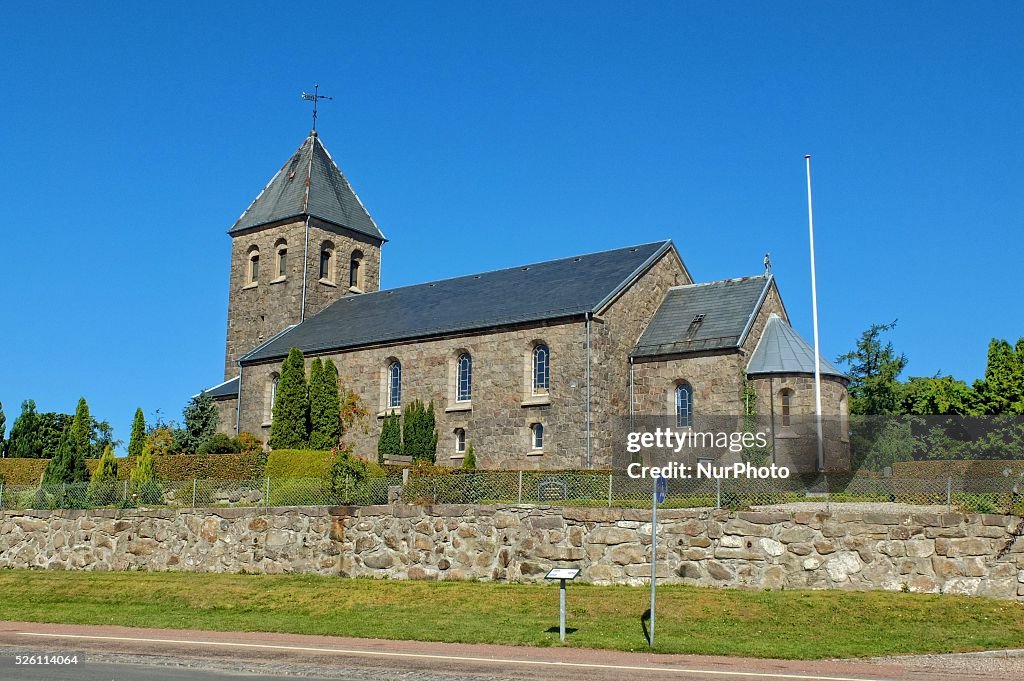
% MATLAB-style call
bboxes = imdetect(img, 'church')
[204,131,850,471]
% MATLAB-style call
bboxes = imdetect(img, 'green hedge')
[117,452,268,481]
[0,459,50,485]
[266,450,388,479]
[892,460,1024,478]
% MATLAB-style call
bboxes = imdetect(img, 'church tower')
[223,131,385,379]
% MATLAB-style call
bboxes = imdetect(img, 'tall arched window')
[276,240,288,279]
[532,344,550,394]
[264,372,280,423]
[454,428,466,454]
[456,352,472,402]
[780,389,793,427]
[675,383,693,428]
[531,423,544,450]
[319,243,334,281]
[248,246,260,284]
[387,360,402,409]
[350,250,363,288]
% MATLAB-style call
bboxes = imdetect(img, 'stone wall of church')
[223,219,381,380]
[212,397,238,436]
[4,505,1022,601]
[238,319,592,469]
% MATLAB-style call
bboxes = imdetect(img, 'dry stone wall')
[2,505,1022,600]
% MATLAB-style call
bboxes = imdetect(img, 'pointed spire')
[229,134,385,242]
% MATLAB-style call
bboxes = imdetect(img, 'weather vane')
[301,84,333,132]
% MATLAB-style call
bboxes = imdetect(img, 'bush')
[197,433,242,455]
[266,449,386,480]
[236,432,263,455]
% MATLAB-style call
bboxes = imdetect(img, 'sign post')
[545,568,581,641]
[650,474,666,648]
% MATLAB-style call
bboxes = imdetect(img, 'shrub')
[402,400,437,463]
[89,445,120,505]
[197,433,242,455]
[327,445,370,503]
[377,411,401,464]
[270,347,310,449]
[236,432,263,455]
[130,444,163,505]
[145,427,175,457]
[309,358,342,450]
[461,443,477,469]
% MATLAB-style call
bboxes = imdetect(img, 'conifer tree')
[0,400,6,455]
[70,398,92,464]
[461,443,476,469]
[401,400,438,463]
[89,444,119,504]
[309,358,341,450]
[7,400,44,458]
[377,411,401,464]
[130,443,162,504]
[128,408,146,459]
[270,347,310,449]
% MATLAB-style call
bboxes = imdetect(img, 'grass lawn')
[1,569,1022,659]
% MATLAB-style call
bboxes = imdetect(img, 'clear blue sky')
[2,3,1021,450]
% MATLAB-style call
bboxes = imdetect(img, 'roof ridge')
[666,273,769,291]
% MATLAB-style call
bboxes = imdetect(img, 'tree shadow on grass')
[641,608,652,646]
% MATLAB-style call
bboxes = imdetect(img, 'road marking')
[16,631,887,681]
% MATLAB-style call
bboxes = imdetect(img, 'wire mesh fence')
[1,471,1022,514]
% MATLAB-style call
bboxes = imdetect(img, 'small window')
[271,375,279,414]
[248,248,260,284]
[319,249,332,280]
[456,352,472,402]
[675,383,693,428]
[454,428,466,454]
[780,389,793,427]
[278,247,288,278]
[350,250,364,288]
[531,423,544,450]
[387,361,402,409]
[532,344,550,394]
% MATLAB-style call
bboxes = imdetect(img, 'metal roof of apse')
[242,241,673,363]
[746,314,848,379]
[631,275,772,357]
[229,133,385,241]
[202,375,239,400]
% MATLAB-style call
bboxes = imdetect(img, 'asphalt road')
[1,621,1020,681]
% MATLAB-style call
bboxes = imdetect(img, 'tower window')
[277,247,288,278]
[454,428,466,454]
[532,344,550,394]
[531,423,544,450]
[320,241,335,282]
[387,360,402,409]
[675,382,693,428]
[456,352,472,402]
[350,250,364,289]
[249,252,260,283]
[780,389,793,427]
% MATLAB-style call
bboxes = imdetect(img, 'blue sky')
[1,3,1021,449]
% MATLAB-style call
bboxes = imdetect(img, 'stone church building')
[205,132,849,471]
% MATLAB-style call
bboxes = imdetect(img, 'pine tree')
[377,411,401,464]
[975,338,1024,415]
[69,398,92,469]
[128,408,146,459]
[309,358,341,450]
[270,347,310,449]
[89,444,119,504]
[42,428,73,486]
[6,400,44,458]
[461,443,476,469]
[180,392,219,453]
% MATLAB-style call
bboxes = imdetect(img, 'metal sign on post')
[545,568,581,641]
[650,473,666,648]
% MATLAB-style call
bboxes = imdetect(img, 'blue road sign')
[655,475,667,504]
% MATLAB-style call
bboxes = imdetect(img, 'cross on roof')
[300,84,333,132]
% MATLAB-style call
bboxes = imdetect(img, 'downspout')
[768,375,777,464]
[585,312,592,469]
[300,214,311,321]
[235,362,243,435]
[629,356,635,433]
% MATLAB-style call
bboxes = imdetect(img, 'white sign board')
[545,568,581,580]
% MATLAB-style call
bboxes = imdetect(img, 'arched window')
[454,428,466,454]
[248,247,260,284]
[319,243,334,281]
[675,383,693,428]
[839,393,849,441]
[532,344,550,394]
[264,372,280,424]
[780,389,793,427]
[456,352,472,402]
[276,240,288,279]
[350,250,364,288]
[387,360,402,409]
[531,423,544,450]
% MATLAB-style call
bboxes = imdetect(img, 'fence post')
[265,476,271,513]
[192,479,197,509]
[61,482,67,509]
[715,477,722,509]
[608,473,613,507]
[123,480,128,505]
[824,473,830,514]
[946,476,952,510]
[517,470,523,504]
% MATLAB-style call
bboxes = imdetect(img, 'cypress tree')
[310,358,341,450]
[7,400,44,458]
[128,408,146,459]
[401,400,420,458]
[89,444,119,504]
[270,347,310,449]
[378,411,401,464]
[130,443,162,504]
[401,400,438,463]
[461,443,476,469]
[42,428,73,486]
[69,398,92,468]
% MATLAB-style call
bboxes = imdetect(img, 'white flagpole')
[805,155,825,472]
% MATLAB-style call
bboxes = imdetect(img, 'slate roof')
[229,133,385,241]
[631,275,772,358]
[746,314,847,379]
[242,241,674,363]
[203,375,239,400]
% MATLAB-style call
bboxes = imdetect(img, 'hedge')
[266,449,388,479]
[892,460,1024,479]
[0,459,50,485]
[117,452,268,481]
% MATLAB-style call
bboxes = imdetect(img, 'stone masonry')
[2,505,1022,600]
